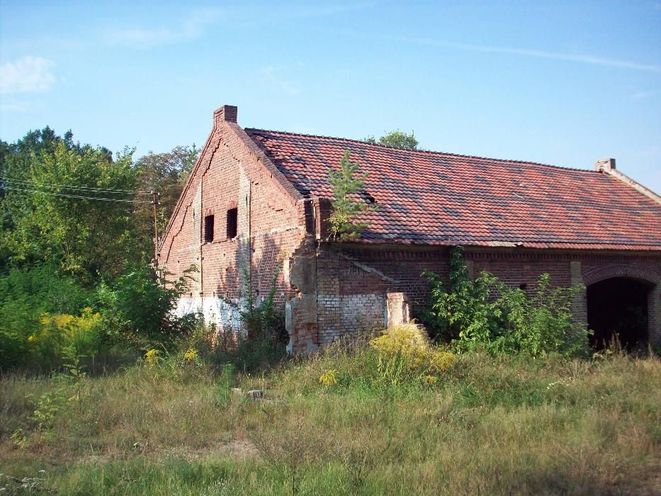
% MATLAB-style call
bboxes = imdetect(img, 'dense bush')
[0,265,94,371]
[424,248,589,357]
[96,265,200,350]
[0,264,199,373]
[368,324,455,386]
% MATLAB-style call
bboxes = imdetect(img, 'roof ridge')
[244,127,597,175]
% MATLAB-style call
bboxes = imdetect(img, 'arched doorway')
[587,277,653,350]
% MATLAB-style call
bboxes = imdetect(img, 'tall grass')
[1,348,659,495]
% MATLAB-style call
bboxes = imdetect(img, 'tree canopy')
[365,130,418,150]
[133,145,198,252]
[0,129,197,283]
[0,129,144,282]
[0,128,202,372]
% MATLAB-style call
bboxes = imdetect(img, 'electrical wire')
[0,184,153,203]
[0,176,152,195]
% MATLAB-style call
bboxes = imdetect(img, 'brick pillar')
[315,249,340,347]
[570,261,587,328]
[287,240,320,354]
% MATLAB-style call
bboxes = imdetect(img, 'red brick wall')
[158,107,660,350]
[157,110,308,329]
[314,244,660,345]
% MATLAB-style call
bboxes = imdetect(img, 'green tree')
[133,145,198,253]
[328,150,372,241]
[0,129,143,283]
[365,130,418,150]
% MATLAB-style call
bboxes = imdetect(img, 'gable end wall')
[157,117,309,333]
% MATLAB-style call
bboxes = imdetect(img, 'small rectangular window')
[226,208,238,239]
[204,215,214,243]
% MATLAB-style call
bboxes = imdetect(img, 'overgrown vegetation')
[0,129,201,374]
[1,340,658,495]
[328,150,374,241]
[204,275,289,374]
[424,248,590,357]
[0,263,200,374]
[1,122,657,495]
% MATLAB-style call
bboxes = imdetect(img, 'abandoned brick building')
[157,105,661,353]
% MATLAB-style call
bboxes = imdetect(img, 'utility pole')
[151,190,160,262]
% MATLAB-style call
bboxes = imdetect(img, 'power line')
[0,176,151,195]
[0,184,153,203]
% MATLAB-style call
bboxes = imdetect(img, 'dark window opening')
[587,277,652,350]
[226,208,238,239]
[518,283,528,290]
[204,215,214,243]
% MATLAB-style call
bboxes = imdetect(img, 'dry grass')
[1,349,659,495]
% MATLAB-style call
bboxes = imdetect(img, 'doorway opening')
[587,277,652,350]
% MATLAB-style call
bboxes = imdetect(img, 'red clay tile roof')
[245,128,661,251]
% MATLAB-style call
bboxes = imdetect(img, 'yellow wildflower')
[428,350,455,373]
[423,375,438,385]
[144,348,160,366]
[53,314,74,329]
[319,369,338,386]
[183,348,198,362]
[370,324,455,381]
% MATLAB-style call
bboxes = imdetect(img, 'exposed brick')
[159,105,661,353]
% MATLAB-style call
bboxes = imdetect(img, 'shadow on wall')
[209,233,290,334]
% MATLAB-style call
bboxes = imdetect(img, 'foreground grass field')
[1,349,659,495]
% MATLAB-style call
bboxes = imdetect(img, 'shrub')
[211,270,289,373]
[240,279,288,347]
[368,323,455,386]
[31,307,104,370]
[424,248,590,357]
[96,264,200,350]
[0,265,94,371]
[328,150,373,241]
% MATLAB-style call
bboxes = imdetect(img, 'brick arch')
[582,262,660,348]
[583,264,660,287]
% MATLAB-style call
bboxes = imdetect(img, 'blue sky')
[1,0,660,191]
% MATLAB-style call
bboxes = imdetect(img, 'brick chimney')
[594,157,616,172]
[214,105,238,126]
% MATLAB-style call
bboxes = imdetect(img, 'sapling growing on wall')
[328,150,374,241]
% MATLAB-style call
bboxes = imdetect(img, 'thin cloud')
[0,101,28,112]
[399,36,661,74]
[232,2,376,29]
[286,2,376,20]
[630,89,658,100]
[260,66,301,96]
[0,56,56,94]
[104,7,223,48]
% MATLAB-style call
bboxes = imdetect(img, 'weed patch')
[1,351,659,495]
